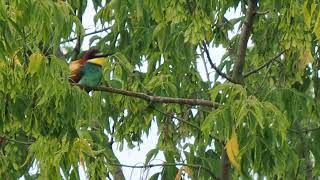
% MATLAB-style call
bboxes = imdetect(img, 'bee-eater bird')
[78,57,107,87]
[69,48,101,83]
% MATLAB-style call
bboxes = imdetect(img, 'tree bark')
[220,144,230,180]
[71,1,83,61]
[105,144,126,180]
[220,0,258,179]
[73,83,219,107]
[232,0,258,83]
[299,131,313,180]
[312,57,320,101]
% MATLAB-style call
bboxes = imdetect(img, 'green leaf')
[149,172,160,180]
[108,78,124,89]
[236,101,249,127]
[28,53,44,75]
[145,148,159,164]
[314,11,320,40]
[114,52,134,73]
[248,97,264,128]
[135,0,143,19]
[303,0,311,29]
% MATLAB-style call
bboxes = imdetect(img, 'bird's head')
[83,48,101,60]
[87,57,107,66]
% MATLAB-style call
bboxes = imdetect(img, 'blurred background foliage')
[0,0,320,179]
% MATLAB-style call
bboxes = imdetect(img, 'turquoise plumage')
[77,57,107,90]
[78,63,103,87]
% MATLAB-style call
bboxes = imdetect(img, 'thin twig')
[201,43,237,83]
[72,84,219,107]
[253,60,273,95]
[150,106,200,130]
[107,162,218,179]
[71,1,84,61]
[243,50,285,78]
[109,120,117,146]
[295,160,301,179]
[312,56,320,101]
[60,27,111,44]
[149,105,220,142]
[288,126,320,133]
[0,135,34,145]
[200,50,211,82]
[256,10,269,15]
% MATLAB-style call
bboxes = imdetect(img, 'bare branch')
[104,144,126,180]
[220,145,230,180]
[72,84,219,107]
[232,0,258,83]
[199,50,211,82]
[202,42,237,83]
[60,27,111,44]
[243,50,285,78]
[107,162,218,179]
[222,0,258,179]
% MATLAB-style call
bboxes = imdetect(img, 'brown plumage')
[69,48,100,83]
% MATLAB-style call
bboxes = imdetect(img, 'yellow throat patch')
[87,57,107,66]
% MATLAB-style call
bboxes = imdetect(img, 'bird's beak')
[94,52,114,58]
[95,52,104,56]
[87,57,107,66]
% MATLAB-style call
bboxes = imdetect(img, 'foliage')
[0,0,320,179]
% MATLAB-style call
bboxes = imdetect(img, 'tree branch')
[223,0,258,179]
[298,129,313,180]
[60,27,111,44]
[107,162,218,179]
[220,144,230,180]
[105,143,126,180]
[200,49,211,82]
[232,0,258,83]
[202,42,237,83]
[150,105,201,130]
[243,50,285,78]
[288,126,320,133]
[0,134,34,145]
[72,84,219,108]
[253,60,273,95]
[312,56,320,101]
[71,1,84,61]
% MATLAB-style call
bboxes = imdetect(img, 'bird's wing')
[69,59,84,83]
[78,63,103,87]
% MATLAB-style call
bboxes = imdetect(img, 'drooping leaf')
[225,128,240,171]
